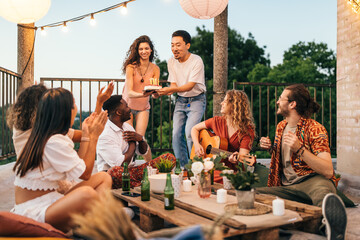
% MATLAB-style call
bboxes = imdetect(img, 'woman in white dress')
[11,88,111,232]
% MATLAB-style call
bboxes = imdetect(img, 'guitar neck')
[209,147,233,157]
[210,147,256,166]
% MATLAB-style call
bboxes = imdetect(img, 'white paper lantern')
[0,0,51,24]
[179,0,228,19]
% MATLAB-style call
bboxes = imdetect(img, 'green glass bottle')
[174,159,182,175]
[141,167,150,201]
[164,173,174,210]
[122,162,130,192]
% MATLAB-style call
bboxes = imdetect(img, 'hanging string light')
[62,22,68,32]
[89,13,96,26]
[121,3,128,15]
[18,0,135,34]
[40,27,47,36]
[348,0,360,13]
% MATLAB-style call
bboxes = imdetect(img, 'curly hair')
[6,83,48,131]
[224,90,256,141]
[122,35,156,74]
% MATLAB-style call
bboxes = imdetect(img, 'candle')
[217,188,227,203]
[183,179,192,192]
[272,197,285,216]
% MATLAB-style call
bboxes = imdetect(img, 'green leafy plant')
[154,157,175,173]
[221,163,259,191]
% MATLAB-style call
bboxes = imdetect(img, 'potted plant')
[154,157,175,173]
[221,163,259,209]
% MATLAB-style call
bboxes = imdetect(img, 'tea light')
[217,188,227,203]
[272,197,285,216]
[183,179,192,192]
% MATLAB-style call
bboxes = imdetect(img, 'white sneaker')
[322,193,347,240]
[123,207,135,219]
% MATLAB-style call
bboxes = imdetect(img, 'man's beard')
[277,107,290,117]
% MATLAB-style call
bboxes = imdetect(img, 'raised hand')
[97,81,114,104]
[259,136,272,150]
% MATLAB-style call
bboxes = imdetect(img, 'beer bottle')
[122,162,130,192]
[164,173,174,210]
[174,159,182,175]
[141,167,150,201]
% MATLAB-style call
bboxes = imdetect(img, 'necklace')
[139,62,150,83]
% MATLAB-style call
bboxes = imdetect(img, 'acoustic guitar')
[190,129,256,166]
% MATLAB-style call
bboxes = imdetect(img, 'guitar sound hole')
[206,145,212,154]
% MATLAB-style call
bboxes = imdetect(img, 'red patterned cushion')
[0,211,68,238]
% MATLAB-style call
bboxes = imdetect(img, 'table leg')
[140,208,164,232]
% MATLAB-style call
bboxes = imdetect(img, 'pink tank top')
[123,63,155,111]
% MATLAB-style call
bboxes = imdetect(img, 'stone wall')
[337,0,360,176]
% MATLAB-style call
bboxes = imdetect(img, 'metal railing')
[233,82,336,152]
[0,67,20,160]
[1,77,337,160]
[40,77,173,154]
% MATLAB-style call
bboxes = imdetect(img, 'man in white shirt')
[158,30,206,167]
[97,95,176,188]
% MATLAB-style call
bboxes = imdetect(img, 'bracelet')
[81,137,90,142]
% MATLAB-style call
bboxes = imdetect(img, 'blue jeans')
[172,93,206,167]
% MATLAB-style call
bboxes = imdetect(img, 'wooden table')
[112,183,322,239]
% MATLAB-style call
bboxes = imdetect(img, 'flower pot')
[197,172,211,199]
[235,189,255,209]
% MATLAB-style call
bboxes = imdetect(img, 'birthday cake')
[143,78,162,91]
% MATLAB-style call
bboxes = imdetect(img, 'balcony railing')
[0,67,20,160]
[0,76,337,160]
[233,82,336,152]
[40,77,173,154]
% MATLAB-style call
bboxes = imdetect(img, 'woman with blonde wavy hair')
[191,90,255,171]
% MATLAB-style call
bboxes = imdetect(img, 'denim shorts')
[131,109,150,117]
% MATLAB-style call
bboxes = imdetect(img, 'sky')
[0,0,337,83]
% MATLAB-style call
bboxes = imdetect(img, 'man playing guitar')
[191,90,256,172]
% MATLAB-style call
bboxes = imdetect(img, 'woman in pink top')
[122,35,159,160]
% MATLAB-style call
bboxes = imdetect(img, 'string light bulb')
[62,22,68,32]
[89,13,96,26]
[121,3,128,15]
[40,27,47,36]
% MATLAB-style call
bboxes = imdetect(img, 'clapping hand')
[86,111,108,139]
[283,131,301,152]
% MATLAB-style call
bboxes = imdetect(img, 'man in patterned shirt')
[258,84,337,207]
[259,84,347,240]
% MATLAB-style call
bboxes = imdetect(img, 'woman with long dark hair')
[11,88,111,232]
[122,35,159,137]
